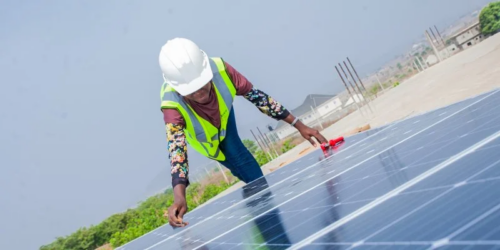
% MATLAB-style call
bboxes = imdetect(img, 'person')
[158,38,327,227]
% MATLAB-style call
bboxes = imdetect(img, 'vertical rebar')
[346,57,369,93]
[344,61,373,114]
[339,63,359,100]
[429,27,440,46]
[434,25,450,58]
[335,66,354,97]
[434,25,446,46]
[250,129,271,161]
[339,63,368,114]
[258,133,274,159]
[335,66,365,118]
[425,30,442,62]
[264,131,280,156]
[257,127,279,157]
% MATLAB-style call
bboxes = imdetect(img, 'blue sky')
[0,0,492,249]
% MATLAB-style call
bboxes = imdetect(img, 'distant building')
[445,44,460,56]
[423,20,484,67]
[269,94,342,140]
[411,42,426,55]
[448,21,484,50]
[425,54,439,66]
[342,94,364,108]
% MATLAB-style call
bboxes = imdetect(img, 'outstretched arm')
[243,87,290,120]
[243,88,327,146]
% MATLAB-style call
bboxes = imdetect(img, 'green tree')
[479,1,500,35]
[242,139,258,155]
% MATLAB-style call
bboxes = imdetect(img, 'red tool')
[330,136,345,147]
[320,136,345,155]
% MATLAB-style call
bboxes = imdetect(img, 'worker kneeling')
[158,38,327,227]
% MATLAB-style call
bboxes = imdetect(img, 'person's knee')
[220,161,242,180]
[225,158,262,183]
[240,162,264,183]
[229,143,256,161]
[220,135,263,182]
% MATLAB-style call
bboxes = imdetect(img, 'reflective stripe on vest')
[160,57,236,160]
[208,58,234,142]
[161,91,207,142]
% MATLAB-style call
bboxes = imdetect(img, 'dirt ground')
[211,32,500,200]
[262,32,500,173]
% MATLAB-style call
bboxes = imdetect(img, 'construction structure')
[447,21,485,50]
[424,20,485,67]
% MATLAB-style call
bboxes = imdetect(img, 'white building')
[424,21,483,67]
[450,21,484,50]
[444,44,460,56]
[342,94,364,107]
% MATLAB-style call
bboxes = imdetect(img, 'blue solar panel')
[117,88,500,250]
[306,139,500,248]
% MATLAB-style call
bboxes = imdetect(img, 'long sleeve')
[243,87,290,120]
[221,60,290,120]
[165,123,190,188]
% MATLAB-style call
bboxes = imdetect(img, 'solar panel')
[118,88,500,250]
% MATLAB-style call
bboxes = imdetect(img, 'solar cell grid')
[307,139,500,248]
[118,88,500,250]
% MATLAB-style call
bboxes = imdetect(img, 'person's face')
[184,81,212,104]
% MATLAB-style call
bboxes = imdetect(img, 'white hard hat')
[159,38,213,96]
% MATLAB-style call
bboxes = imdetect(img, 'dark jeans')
[218,108,264,184]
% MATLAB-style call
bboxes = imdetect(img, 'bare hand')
[166,198,189,227]
[297,125,328,147]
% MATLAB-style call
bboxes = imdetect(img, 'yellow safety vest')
[160,57,237,161]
